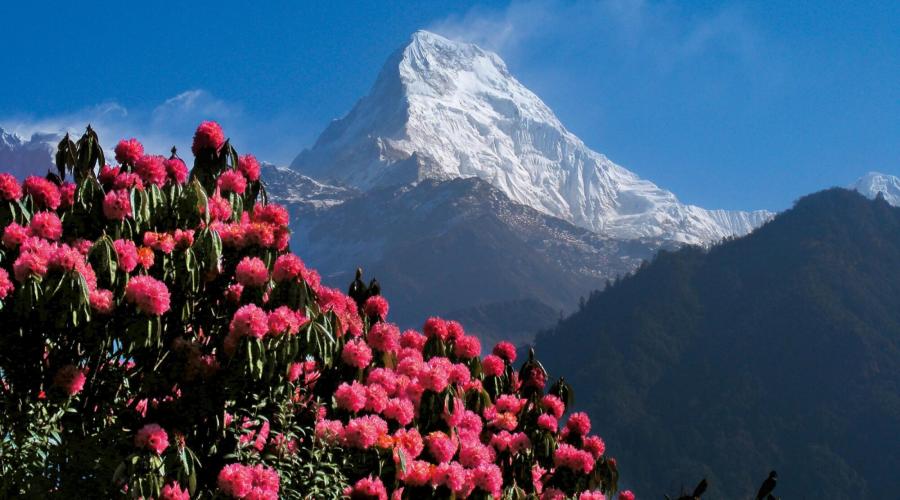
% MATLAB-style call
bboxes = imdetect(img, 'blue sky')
[1,0,897,211]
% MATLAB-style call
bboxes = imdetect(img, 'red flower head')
[273,253,305,282]
[618,491,636,500]
[135,155,167,186]
[29,211,62,240]
[192,121,225,155]
[345,476,388,500]
[492,341,517,363]
[60,182,76,209]
[482,354,505,377]
[238,154,261,181]
[426,431,458,464]
[160,482,190,500]
[235,256,268,287]
[0,173,22,201]
[0,268,14,300]
[102,189,132,220]
[164,157,188,184]
[453,334,481,359]
[135,423,169,455]
[363,295,389,320]
[341,338,373,369]
[218,170,247,195]
[424,317,449,341]
[53,365,86,396]
[124,275,171,315]
[229,304,269,339]
[23,176,61,210]
[367,322,400,353]
[566,412,591,436]
[114,138,144,165]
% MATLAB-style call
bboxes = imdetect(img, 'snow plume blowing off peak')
[291,30,772,245]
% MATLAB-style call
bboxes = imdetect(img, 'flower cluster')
[0,122,630,499]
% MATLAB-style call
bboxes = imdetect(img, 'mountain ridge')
[534,187,900,498]
[290,30,773,245]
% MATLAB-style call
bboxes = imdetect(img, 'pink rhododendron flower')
[392,428,424,460]
[383,398,415,426]
[134,155,167,186]
[13,251,48,282]
[538,413,558,433]
[251,203,289,226]
[482,354,505,377]
[363,295,389,319]
[235,256,268,287]
[342,338,373,369]
[23,176,61,210]
[472,463,503,497]
[192,121,225,155]
[423,317,449,340]
[432,461,470,495]
[113,239,138,273]
[267,306,305,335]
[398,459,433,487]
[315,419,344,444]
[367,322,400,353]
[59,182,75,209]
[554,443,595,474]
[346,476,388,500]
[218,170,247,194]
[541,394,566,419]
[135,423,169,454]
[114,138,144,165]
[566,411,591,436]
[229,304,269,339]
[164,157,188,184]
[618,491,636,500]
[29,211,62,240]
[496,394,527,414]
[426,431,458,463]
[125,275,170,315]
[0,173,22,201]
[580,491,607,500]
[89,289,114,314]
[272,253,304,282]
[53,365,86,396]
[453,334,481,359]
[103,189,132,220]
[3,222,28,248]
[160,482,190,500]
[493,341,517,363]
[399,329,427,350]
[238,154,261,181]
[218,463,252,498]
[208,193,232,221]
[0,268,14,300]
[342,414,388,449]
[335,381,367,413]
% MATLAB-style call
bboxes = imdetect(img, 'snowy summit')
[291,30,772,245]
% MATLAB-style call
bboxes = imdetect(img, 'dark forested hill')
[535,188,900,499]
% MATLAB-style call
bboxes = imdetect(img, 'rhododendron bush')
[0,124,633,499]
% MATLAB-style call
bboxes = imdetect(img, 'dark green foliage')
[536,189,900,498]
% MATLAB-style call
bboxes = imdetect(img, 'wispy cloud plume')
[428,0,764,72]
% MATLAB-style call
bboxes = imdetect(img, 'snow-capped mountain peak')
[291,30,772,244]
[851,171,900,206]
[0,127,57,179]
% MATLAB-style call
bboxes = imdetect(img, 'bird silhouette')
[367,278,381,298]
[348,267,368,309]
[756,471,777,500]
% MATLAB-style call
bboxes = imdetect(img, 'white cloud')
[0,89,286,164]
[428,0,764,72]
